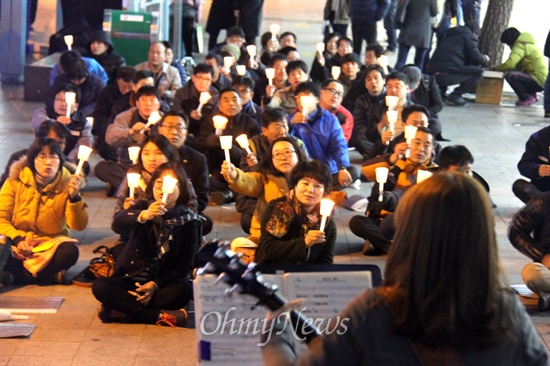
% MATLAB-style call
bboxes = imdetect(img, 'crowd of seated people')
[2,9,550,344]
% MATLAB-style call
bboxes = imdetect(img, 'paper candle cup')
[128,146,140,164]
[375,167,389,202]
[319,199,335,232]
[246,45,257,58]
[161,175,178,203]
[223,56,234,69]
[199,92,212,105]
[236,65,247,76]
[75,145,93,175]
[86,117,94,127]
[331,66,341,80]
[213,115,229,136]
[316,42,325,53]
[220,135,233,162]
[265,68,275,85]
[270,24,280,39]
[386,110,397,142]
[235,134,252,154]
[416,170,433,184]
[146,111,161,128]
[65,91,76,117]
[300,95,317,118]
[64,35,73,50]
[127,172,141,199]
[404,125,418,141]
[385,95,399,109]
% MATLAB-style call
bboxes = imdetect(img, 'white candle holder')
[161,175,178,203]
[375,167,389,202]
[127,172,141,199]
[86,117,94,127]
[197,92,212,114]
[265,68,275,86]
[316,42,325,53]
[64,35,73,50]
[246,45,257,58]
[404,125,418,158]
[386,110,398,145]
[75,145,93,175]
[235,134,252,155]
[270,24,280,40]
[385,95,399,110]
[213,115,229,136]
[331,66,341,80]
[416,169,433,184]
[236,65,247,76]
[378,55,389,74]
[300,95,317,120]
[128,146,140,165]
[144,111,161,130]
[220,135,233,163]
[319,199,335,232]
[65,91,76,118]
[223,56,234,69]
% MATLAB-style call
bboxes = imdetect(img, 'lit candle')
[246,45,257,58]
[128,146,140,165]
[375,167,389,202]
[385,96,399,110]
[300,95,317,120]
[65,91,76,118]
[404,125,418,158]
[265,68,275,86]
[316,42,325,53]
[64,35,73,50]
[161,175,178,203]
[270,24,281,40]
[378,55,389,74]
[127,172,141,199]
[235,134,252,155]
[197,92,212,114]
[236,65,247,76]
[331,66,341,80]
[145,111,161,130]
[416,169,433,184]
[223,56,234,69]
[213,115,228,136]
[386,110,398,145]
[86,117,94,127]
[319,199,335,232]
[219,135,233,163]
[75,145,93,175]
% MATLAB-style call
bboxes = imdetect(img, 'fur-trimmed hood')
[8,155,86,189]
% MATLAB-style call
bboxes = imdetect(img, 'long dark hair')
[146,162,190,206]
[383,172,511,348]
[136,134,179,174]
[27,137,65,176]
[258,136,308,177]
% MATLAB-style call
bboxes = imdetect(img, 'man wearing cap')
[209,26,250,66]
[81,30,126,84]
[135,42,182,105]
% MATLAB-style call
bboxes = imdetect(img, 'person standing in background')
[323,0,350,38]
[349,0,390,56]
[233,0,264,46]
[206,0,236,50]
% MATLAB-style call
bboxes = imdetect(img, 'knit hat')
[500,27,520,47]
[221,43,241,60]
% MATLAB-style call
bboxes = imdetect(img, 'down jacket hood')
[8,155,86,189]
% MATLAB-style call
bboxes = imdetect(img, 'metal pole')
[172,0,183,59]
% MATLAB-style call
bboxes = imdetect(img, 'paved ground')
[1,1,549,365]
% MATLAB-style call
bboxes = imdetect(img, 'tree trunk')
[479,0,515,66]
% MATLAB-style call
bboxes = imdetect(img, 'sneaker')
[515,95,537,107]
[209,190,233,206]
[156,308,188,327]
[105,183,116,197]
[362,240,386,256]
[446,94,470,107]
[97,305,131,323]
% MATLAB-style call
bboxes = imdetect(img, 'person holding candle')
[253,54,288,107]
[156,110,213,235]
[32,84,93,164]
[208,26,250,67]
[289,82,361,191]
[204,53,233,93]
[173,63,219,140]
[339,53,362,98]
[310,32,342,83]
[92,163,202,327]
[232,76,263,126]
[254,160,336,265]
[267,60,310,114]
[81,30,126,84]
[49,50,108,87]
[262,172,547,365]
[319,79,353,143]
[0,138,87,286]
[350,127,437,254]
[135,42,183,105]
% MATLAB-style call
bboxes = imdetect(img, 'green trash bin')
[104,10,153,66]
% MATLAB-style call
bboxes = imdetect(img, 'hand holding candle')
[235,134,252,155]
[197,92,212,114]
[375,167,389,202]
[128,146,140,165]
[386,110,398,145]
[265,68,275,86]
[331,66,341,80]
[319,199,335,232]
[75,145,93,175]
[64,35,73,50]
[144,111,161,130]
[404,125,418,158]
[213,115,229,136]
[127,173,141,199]
[316,42,325,53]
[65,91,76,118]
[161,175,178,203]
[220,135,233,163]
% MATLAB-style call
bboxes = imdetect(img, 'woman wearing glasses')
[92,163,202,327]
[220,136,308,263]
[0,138,87,287]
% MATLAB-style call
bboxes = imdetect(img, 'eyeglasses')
[161,124,187,132]
[35,154,60,162]
[194,75,212,83]
[54,98,66,103]
[323,88,344,97]
[273,150,295,160]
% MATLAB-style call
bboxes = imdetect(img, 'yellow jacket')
[0,157,88,242]
[228,169,289,241]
